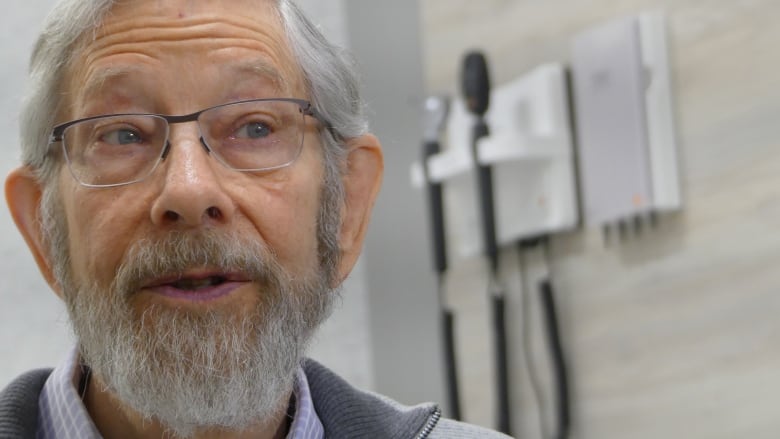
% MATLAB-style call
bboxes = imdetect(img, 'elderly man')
[0,0,509,438]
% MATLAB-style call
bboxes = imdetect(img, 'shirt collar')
[37,347,101,439]
[288,367,325,438]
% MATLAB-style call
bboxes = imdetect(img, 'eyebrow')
[78,58,290,106]
[79,65,142,104]
[230,59,288,94]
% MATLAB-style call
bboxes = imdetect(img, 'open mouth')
[143,271,249,302]
[170,275,229,291]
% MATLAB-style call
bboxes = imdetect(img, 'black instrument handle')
[441,308,462,419]
[472,119,499,272]
[540,279,571,439]
[492,294,512,435]
[423,141,448,274]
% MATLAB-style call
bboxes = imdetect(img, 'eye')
[101,128,143,145]
[234,122,272,139]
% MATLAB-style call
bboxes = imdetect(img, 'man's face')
[29,0,351,434]
[61,0,324,315]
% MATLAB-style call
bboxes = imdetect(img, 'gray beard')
[41,177,343,437]
[69,231,333,437]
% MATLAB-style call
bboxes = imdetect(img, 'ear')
[335,133,383,285]
[5,167,62,297]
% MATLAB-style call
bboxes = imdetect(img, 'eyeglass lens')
[62,99,307,187]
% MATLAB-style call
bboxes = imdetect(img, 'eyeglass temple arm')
[303,103,341,142]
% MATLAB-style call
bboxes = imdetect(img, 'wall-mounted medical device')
[571,12,681,228]
[412,63,579,261]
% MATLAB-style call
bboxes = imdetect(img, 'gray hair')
[20,0,368,185]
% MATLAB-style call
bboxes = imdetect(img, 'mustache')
[110,230,285,299]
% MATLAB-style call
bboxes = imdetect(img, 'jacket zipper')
[416,406,442,439]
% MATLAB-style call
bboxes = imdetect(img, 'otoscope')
[421,95,462,420]
[461,51,512,435]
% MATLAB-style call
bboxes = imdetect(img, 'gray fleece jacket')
[0,359,511,438]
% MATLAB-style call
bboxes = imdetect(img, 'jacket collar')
[303,359,439,438]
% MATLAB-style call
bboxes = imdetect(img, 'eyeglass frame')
[47,97,335,188]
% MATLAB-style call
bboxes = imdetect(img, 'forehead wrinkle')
[89,14,289,59]
[83,37,288,74]
[76,12,304,96]
[94,21,286,50]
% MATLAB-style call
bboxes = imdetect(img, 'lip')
[142,270,252,303]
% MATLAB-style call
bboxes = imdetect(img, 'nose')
[149,128,235,228]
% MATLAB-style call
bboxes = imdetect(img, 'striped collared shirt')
[37,347,324,438]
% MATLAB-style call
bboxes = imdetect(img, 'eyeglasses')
[48,98,329,188]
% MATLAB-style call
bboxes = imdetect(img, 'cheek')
[64,190,147,287]
[241,158,324,275]
[245,184,321,274]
